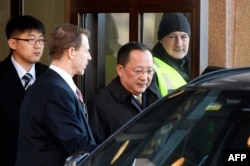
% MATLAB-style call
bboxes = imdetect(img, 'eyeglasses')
[12,38,47,45]
[125,66,155,76]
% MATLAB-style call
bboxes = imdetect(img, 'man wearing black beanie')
[152,13,191,97]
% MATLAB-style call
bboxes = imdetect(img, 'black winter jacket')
[87,76,161,144]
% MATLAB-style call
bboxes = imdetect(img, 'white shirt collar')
[11,55,36,84]
[133,94,142,99]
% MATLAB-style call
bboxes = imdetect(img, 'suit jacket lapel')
[78,103,96,144]
[46,69,96,144]
[2,55,25,95]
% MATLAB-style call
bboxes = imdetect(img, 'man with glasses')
[0,15,47,166]
[87,42,161,144]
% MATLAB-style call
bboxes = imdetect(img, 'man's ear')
[68,47,75,59]
[116,64,123,76]
[8,39,17,50]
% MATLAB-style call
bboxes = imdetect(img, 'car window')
[80,88,250,166]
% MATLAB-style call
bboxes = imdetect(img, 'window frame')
[67,0,202,101]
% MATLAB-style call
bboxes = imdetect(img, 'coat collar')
[106,76,161,104]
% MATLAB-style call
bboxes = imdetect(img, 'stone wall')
[209,0,250,68]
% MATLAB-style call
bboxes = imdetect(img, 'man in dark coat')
[152,13,191,97]
[0,15,47,166]
[87,42,161,144]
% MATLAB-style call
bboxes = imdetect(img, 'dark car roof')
[187,67,250,89]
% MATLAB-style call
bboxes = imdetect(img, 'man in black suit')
[15,23,97,166]
[0,15,48,166]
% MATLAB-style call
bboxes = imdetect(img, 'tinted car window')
[78,87,250,166]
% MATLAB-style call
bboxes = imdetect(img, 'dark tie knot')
[22,73,32,82]
[22,73,33,90]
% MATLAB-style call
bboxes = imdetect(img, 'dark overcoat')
[0,55,47,166]
[87,76,161,144]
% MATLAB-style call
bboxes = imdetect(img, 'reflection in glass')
[142,13,163,48]
[105,13,129,85]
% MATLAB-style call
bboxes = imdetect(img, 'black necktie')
[22,73,32,90]
[76,87,88,120]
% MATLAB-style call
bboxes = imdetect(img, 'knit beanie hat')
[157,13,190,40]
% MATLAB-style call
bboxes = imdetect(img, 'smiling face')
[117,49,154,96]
[8,30,45,70]
[160,31,190,59]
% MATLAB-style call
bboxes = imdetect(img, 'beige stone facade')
[209,0,250,68]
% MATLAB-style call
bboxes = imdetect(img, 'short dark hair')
[5,15,45,39]
[49,23,90,60]
[117,42,152,65]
